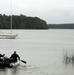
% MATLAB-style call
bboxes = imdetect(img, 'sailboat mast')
[10,3,12,34]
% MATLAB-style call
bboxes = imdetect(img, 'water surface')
[0,29,74,75]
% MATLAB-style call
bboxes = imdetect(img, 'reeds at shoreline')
[63,50,74,64]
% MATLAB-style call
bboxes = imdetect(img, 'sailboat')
[0,16,18,39]
[0,4,18,39]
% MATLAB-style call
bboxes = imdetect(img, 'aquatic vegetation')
[63,50,74,65]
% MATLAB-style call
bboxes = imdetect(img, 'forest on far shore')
[48,24,74,29]
[0,14,49,29]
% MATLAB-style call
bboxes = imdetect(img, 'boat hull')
[0,61,20,68]
[0,34,18,39]
[9,61,20,68]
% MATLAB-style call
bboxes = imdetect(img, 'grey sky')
[0,0,74,24]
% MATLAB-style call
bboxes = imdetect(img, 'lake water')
[0,29,74,75]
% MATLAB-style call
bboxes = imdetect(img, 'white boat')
[0,4,18,39]
[0,34,18,39]
[9,61,20,68]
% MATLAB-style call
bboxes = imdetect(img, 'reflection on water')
[0,65,28,75]
[0,64,49,75]
[64,55,74,66]
[0,68,7,75]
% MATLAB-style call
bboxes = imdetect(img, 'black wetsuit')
[10,54,20,62]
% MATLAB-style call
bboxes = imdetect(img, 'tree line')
[0,14,49,29]
[48,24,74,29]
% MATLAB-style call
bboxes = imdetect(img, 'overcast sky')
[0,0,74,24]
